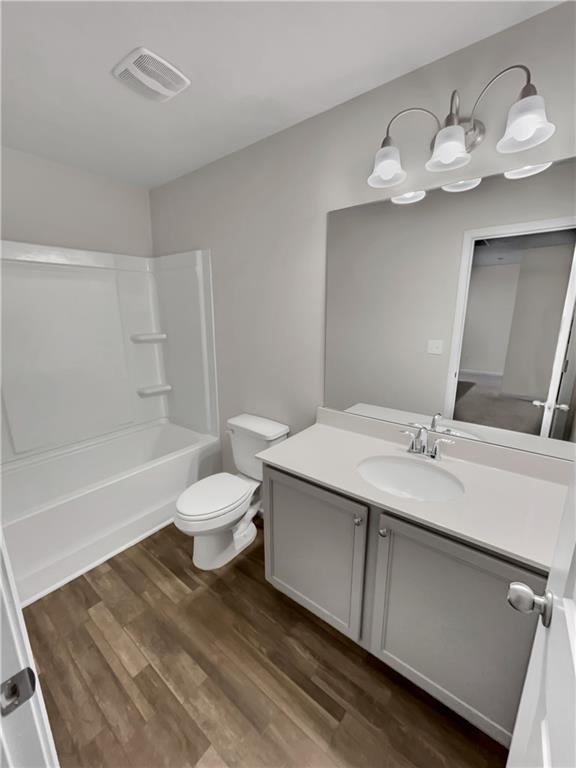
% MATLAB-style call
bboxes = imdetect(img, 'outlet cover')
[427,339,444,355]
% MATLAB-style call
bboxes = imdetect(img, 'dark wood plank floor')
[24,524,508,768]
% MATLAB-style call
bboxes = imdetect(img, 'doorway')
[446,225,576,440]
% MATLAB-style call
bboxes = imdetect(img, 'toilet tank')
[227,414,289,480]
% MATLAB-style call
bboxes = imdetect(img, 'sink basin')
[357,455,465,502]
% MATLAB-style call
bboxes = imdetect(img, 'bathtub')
[2,421,220,605]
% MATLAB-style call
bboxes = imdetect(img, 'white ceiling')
[2,1,557,188]
[475,229,576,266]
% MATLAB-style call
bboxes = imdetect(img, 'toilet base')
[192,522,258,570]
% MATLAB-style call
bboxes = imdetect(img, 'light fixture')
[504,162,553,179]
[497,95,556,153]
[367,138,406,188]
[391,191,426,205]
[441,178,482,192]
[426,92,475,172]
[367,108,440,189]
[426,125,471,171]
[367,64,555,188]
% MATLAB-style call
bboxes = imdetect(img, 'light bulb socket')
[519,82,538,100]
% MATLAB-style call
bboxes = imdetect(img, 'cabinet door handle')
[353,516,363,527]
[378,528,388,538]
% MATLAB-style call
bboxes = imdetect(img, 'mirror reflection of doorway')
[453,228,576,439]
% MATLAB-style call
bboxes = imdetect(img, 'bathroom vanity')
[258,408,570,747]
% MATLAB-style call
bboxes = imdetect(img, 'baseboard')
[19,501,177,607]
[459,369,503,380]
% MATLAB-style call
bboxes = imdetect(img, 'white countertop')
[258,421,569,572]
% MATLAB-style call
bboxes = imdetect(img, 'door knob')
[353,516,363,527]
[531,400,547,409]
[507,582,553,627]
[554,403,570,412]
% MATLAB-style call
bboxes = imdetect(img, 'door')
[263,468,368,640]
[507,474,576,767]
[0,543,58,767]
[541,259,576,438]
[548,312,576,440]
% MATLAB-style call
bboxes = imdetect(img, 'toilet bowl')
[174,414,289,570]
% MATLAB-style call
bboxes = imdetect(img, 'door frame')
[0,543,59,767]
[541,246,576,435]
[443,216,576,420]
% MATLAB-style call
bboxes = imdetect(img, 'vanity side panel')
[371,512,544,746]
[263,466,368,640]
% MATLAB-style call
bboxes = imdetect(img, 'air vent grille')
[117,68,167,101]
[133,53,188,92]
[112,47,190,102]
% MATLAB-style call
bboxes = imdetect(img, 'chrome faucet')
[430,412,442,431]
[402,424,454,459]
[402,424,429,455]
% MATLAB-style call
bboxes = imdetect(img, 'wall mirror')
[324,158,576,458]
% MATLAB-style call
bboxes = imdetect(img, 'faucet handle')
[430,437,455,459]
[401,428,418,452]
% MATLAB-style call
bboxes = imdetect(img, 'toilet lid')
[176,472,254,520]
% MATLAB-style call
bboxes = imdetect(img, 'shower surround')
[1,242,219,604]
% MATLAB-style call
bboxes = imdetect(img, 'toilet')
[175,413,289,570]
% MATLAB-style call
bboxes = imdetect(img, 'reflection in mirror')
[455,230,576,440]
[325,158,576,456]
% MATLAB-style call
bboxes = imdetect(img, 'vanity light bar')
[368,65,555,190]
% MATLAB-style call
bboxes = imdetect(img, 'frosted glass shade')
[496,95,556,154]
[504,162,553,179]
[426,125,471,172]
[391,190,426,205]
[441,178,482,193]
[367,145,407,188]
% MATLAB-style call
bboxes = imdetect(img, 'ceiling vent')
[112,47,190,102]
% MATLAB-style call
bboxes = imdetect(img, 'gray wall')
[325,161,576,415]
[149,6,576,468]
[460,264,520,376]
[1,147,152,257]
[502,244,574,400]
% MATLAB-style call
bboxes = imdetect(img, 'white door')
[507,472,576,768]
[0,542,58,767]
[539,245,576,438]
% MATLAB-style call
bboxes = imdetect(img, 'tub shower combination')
[1,242,219,604]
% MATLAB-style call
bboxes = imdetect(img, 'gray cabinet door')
[371,512,545,746]
[263,468,368,640]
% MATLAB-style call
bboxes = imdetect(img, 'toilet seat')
[176,472,257,521]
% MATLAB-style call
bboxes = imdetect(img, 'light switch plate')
[427,339,444,355]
